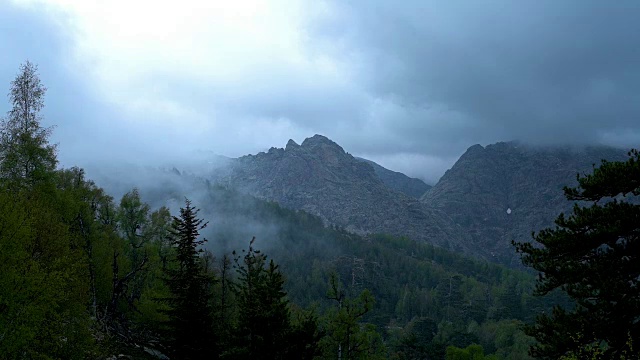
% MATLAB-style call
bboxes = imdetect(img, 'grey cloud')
[0,4,136,166]
[2,1,639,184]
[308,1,640,151]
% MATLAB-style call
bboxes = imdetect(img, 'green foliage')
[319,273,387,359]
[558,332,637,360]
[514,149,640,359]
[445,343,499,360]
[202,184,551,359]
[0,61,57,190]
[0,184,96,359]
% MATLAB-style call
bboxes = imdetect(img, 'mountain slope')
[421,141,628,265]
[212,135,470,251]
[356,157,432,198]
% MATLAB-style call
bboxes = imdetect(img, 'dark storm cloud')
[308,1,640,153]
[2,1,639,184]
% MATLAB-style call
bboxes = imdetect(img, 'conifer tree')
[514,149,640,359]
[229,237,293,359]
[162,198,216,359]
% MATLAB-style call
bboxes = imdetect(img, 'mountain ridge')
[212,134,472,252]
[422,141,629,265]
[207,135,629,265]
[356,157,432,199]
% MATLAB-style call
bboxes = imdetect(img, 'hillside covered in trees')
[1,62,637,360]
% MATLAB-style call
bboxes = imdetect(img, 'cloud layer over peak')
[2,0,639,183]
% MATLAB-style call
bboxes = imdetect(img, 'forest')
[0,63,637,359]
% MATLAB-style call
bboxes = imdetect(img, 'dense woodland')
[0,63,637,359]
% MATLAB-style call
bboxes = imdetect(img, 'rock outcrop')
[421,141,628,265]
[356,157,432,199]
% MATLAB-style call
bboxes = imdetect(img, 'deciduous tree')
[0,61,56,189]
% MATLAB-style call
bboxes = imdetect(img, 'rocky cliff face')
[211,135,629,266]
[356,158,432,198]
[421,142,628,265]
[214,135,469,250]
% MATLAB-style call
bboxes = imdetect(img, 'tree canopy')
[0,61,57,189]
[514,149,640,359]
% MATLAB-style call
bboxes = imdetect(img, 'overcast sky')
[1,0,639,183]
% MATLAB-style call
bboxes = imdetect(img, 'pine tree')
[162,198,216,359]
[228,237,293,359]
[0,61,56,189]
[513,149,640,359]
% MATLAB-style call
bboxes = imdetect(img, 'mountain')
[356,157,432,198]
[421,141,628,266]
[199,136,629,266]
[212,135,471,251]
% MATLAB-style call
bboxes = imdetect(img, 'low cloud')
[2,0,638,183]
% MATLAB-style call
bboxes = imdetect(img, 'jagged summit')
[463,144,484,155]
[300,134,343,149]
[422,142,627,265]
[213,135,466,251]
[211,136,629,265]
[285,139,300,151]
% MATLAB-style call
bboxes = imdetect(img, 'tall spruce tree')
[162,198,216,359]
[228,237,294,359]
[513,149,640,359]
[0,61,56,189]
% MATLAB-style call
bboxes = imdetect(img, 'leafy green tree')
[496,277,523,320]
[320,273,386,360]
[113,189,151,315]
[0,63,93,359]
[162,198,216,359]
[445,344,498,360]
[0,61,56,189]
[55,167,107,318]
[514,149,640,359]
[390,317,439,359]
[133,206,174,328]
[0,183,94,359]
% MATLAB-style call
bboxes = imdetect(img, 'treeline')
[198,185,569,359]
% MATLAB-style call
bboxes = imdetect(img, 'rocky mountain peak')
[300,134,341,148]
[212,135,465,251]
[297,134,349,167]
[422,142,628,265]
[465,143,485,154]
[285,139,300,151]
